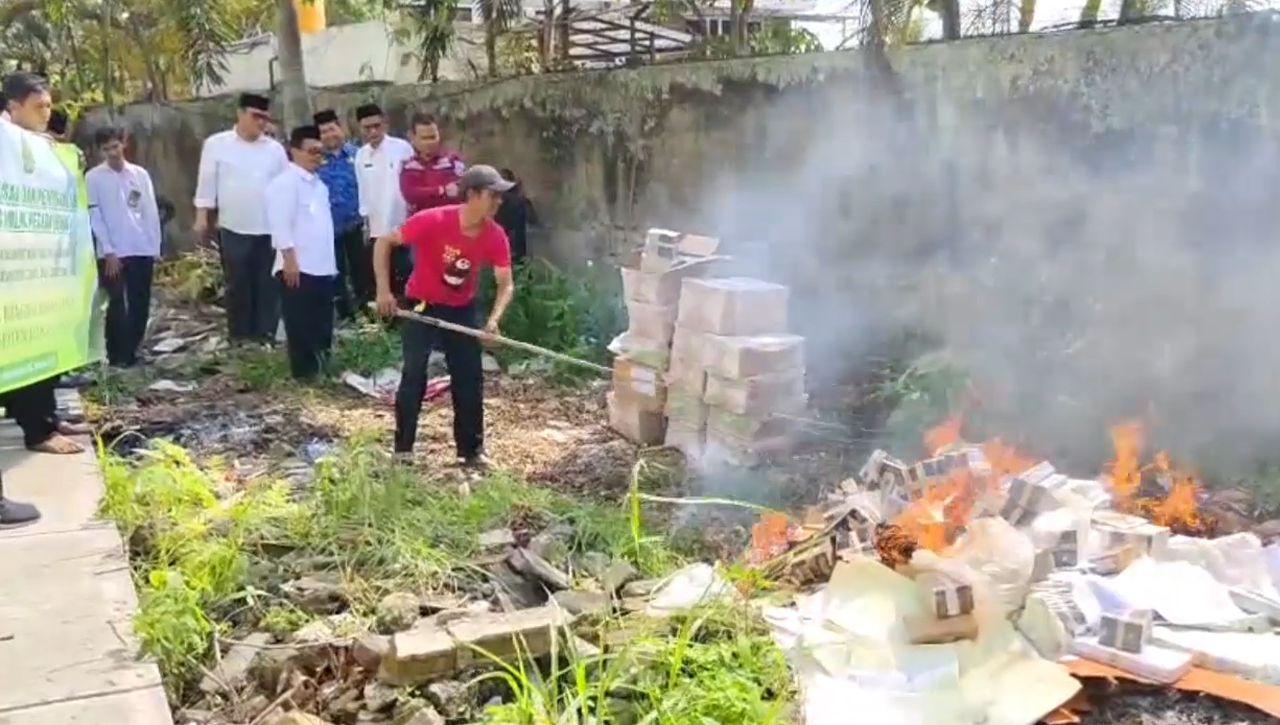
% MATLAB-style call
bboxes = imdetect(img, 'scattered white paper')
[1104,557,1249,627]
[147,379,196,393]
[646,563,733,615]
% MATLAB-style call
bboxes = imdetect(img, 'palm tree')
[275,0,311,130]
[477,0,523,77]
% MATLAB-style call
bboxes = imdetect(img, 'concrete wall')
[87,13,1280,268]
[195,20,490,96]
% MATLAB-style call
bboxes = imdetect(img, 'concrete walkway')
[0,390,172,725]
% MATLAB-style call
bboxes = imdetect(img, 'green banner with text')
[0,120,102,395]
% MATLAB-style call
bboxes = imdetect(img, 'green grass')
[98,435,684,699]
[95,256,798,717]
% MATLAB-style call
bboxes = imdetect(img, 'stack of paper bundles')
[614,229,720,445]
[609,359,666,445]
[607,391,664,446]
[675,282,804,463]
[675,277,789,336]
[664,327,711,458]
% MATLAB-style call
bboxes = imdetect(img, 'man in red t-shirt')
[373,165,516,466]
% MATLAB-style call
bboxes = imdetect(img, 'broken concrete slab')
[507,548,571,591]
[448,605,575,668]
[352,633,391,671]
[379,625,457,686]
[552,590,610,618]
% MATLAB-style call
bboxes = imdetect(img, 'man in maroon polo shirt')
[395,113,465,301]
[374,165,515,467]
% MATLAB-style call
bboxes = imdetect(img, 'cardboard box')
[665,357,707,395]
[613,358,666,413]
[703,369,806,417]
[676,278,789,336]
[624,300,676,346]
[664,388,708,428]
[607,391,665,445]
[609,331,669,371]
[670,326,710,368]
[703,334,805,379]
[621,266,685,307]
[639,229,721,274]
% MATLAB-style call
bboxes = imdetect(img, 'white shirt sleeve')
[266,172,298,252]
[85,170,113,258]
[356,146,369,219]
[139,169,162,256]
[193,135,218,209]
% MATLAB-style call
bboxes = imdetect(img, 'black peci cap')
[355,103,382,121]
[313,109,339,126]
[238,93,270,112]
[288,125,321,148]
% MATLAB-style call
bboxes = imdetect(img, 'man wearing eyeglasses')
[193,93,288,345]
[353,103,414,302]
[266,126,337,381]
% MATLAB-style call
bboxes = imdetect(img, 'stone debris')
[374,592,422,634]
[200,631,272,694]
[379,605,576,686]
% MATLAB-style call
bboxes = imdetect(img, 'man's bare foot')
[29,435,85,455]
[57,421,90,436]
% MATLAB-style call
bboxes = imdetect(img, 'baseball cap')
[458,164,515,194]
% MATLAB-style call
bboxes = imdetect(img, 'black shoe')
[457,453,492,470]
[0,497,41,529]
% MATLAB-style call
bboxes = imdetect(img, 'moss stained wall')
[83,14,1280,264]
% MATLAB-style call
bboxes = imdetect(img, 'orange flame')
[1106,421,1215,537]
[924,415,964,455]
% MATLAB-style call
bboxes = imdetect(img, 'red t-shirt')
[400,205,512,306]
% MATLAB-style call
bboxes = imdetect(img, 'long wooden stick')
[395,309,612,375]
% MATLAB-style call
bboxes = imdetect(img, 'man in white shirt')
[265,126,338,381]
[86,126,162,368]
[193,92,288,345]
[353,103,413,307]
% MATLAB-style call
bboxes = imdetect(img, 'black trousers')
[278,272,335,380]
[394,300,484,457]
[218,230,279,342]
[333,224,372,319]
[100,256,154,367]
[1,378,58,448]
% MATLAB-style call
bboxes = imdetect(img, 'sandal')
[57,421,91,436]
[28,434,85,455]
